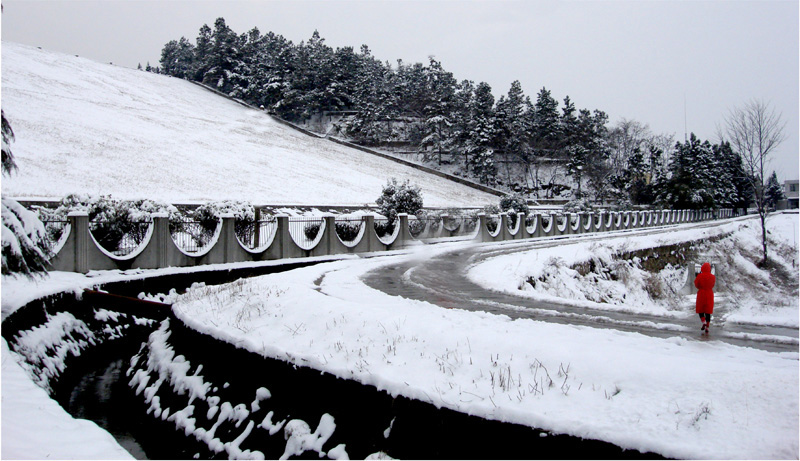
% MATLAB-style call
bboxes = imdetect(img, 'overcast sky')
[2,0,798,181]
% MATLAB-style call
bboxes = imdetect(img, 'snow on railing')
[45,208,740,273]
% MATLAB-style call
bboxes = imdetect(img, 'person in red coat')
[694,262,716,332]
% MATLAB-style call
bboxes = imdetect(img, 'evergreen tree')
[659,134,717,209]
[530,87,561,155]
[765,171,786,208]
[193,23,213,81]
[342,47,395,145]
[202,18,245,94]
[160,37,196,79]
[248,31,295,111]
[2,110,17,176]
[463,82,497,184]
[727,143,754,212]
[494,80,532,187]
[420,57,458,164]
[1,113,51,276]
[574,109,610,201]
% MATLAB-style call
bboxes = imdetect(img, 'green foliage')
[304,222,321,241]
[39,194,179,254]
[499,192,529,227]
[563,199,594,213]
[304,219,362,242]
[2,199,51,277]
[2,114,50,277]
[192,200,254,233]
[376,178,424,220]
[2,110,17,176]
[159,19,614,195]
[765,171,786,208]
[658,134,717,209]
[334,221,362,242]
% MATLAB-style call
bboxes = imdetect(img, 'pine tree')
[202,18,245,95]
[531,87,561,155]
[765,171,786,208]
[463,81,497,184]
[1,113,51,276]
[193,23,213,81]
[574,109,610,202]
[343,48,395,145]
[160,37,195,79]
[494,81,532,188]
[2,110,17,176]
[420,57,458,165]
[659,134,716,209]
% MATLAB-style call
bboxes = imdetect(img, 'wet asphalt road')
[361,227,799,354]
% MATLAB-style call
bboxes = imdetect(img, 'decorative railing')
[46,208,741,273]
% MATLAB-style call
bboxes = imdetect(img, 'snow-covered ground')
[468,213,800,328]
[5,217,794,459]
[0,41,496,208]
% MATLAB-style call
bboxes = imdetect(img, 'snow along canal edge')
[170,244,798,460]
[3,262,661,460]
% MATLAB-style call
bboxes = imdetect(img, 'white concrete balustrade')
[48,208,739,273]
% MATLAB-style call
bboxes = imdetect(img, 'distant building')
[783,179,799,209]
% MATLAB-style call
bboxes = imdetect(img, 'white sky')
[1,0,798,181]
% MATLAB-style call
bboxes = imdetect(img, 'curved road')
[362,225,799,354]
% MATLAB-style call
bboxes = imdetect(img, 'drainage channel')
[7,262,666,460]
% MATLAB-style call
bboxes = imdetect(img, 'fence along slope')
[47,209,739,273]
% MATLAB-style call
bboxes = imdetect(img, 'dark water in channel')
[51,336,205,460]
[50,323,665,460]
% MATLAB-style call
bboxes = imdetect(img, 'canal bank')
[4,266,663,459]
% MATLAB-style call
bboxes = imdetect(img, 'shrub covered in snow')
[373,219,396,238]
[304,222,322,241]
[192,200,254,232]
[376,178,423,221]
[334,221,361,242]
[563,198,594,213]
[37,194,179,254]
[2,112,51,276]
[499,193,530,217]
[499,193,530,228]
[2,199,51,276]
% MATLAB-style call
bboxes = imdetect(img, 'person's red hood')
[701,262,711,273]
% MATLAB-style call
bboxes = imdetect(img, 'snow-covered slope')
[0,41,496,207]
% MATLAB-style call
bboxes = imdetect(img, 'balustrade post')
[517,213,527,238]
[220,213,237,264]
[499,213,510,240]
[276,214,290,259]
[253,207,261,250]
[151,212,170,268]
[396,213,412,248]
[562,213,572,235]
[476,213,488,241]
[323,215,338,255]
[362,214,380,252]
[68,211,89,273]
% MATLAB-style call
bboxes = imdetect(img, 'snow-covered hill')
[0,42,496,207]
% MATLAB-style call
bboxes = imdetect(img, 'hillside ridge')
[1,41,497,208]
[185,79,506,199]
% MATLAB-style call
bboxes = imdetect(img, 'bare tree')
[722,99,786,265]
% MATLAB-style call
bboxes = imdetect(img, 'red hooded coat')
[694,262,715,314]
